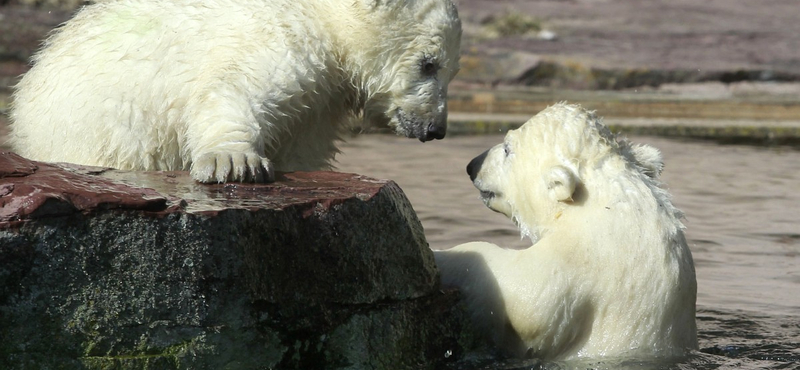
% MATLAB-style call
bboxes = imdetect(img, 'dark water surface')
[337,133,800,369]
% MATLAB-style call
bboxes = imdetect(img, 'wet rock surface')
[0,152,473,369]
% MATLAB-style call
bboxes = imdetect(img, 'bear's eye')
[504,143,512,156]
[420,57,439,76]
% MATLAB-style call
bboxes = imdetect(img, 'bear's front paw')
[191,152,275,183]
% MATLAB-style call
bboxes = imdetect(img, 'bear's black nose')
[425,122,447,141]
[467,149,489,182]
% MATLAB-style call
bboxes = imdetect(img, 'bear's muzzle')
[467,149,489,182]
[424,121,447,141]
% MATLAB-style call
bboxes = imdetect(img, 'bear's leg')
[186,85,274,183]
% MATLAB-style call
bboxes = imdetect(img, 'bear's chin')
[479,190,499,210]
[482,193,513,218]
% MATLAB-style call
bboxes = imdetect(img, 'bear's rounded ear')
[631,144,664,179]
[545,166,578,202]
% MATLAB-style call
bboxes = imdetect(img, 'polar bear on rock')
[435,103,697,361]
[10,0,461,183]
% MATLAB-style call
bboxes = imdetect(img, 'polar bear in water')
[435,103,697,361]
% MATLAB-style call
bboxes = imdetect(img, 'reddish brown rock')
[0,152,473,369]
[0,152,167,223]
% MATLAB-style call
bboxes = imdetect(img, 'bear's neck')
[541,169,686,263]
[534,171,695,344]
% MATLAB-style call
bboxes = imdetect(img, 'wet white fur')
[10,0,461,182]
[435,103,697,360]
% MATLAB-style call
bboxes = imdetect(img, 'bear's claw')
[191,152,274,183]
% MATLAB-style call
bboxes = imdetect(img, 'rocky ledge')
[0,152,473,369]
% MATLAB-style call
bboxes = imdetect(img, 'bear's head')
[348,0,461,142]
[466,103,671,240]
